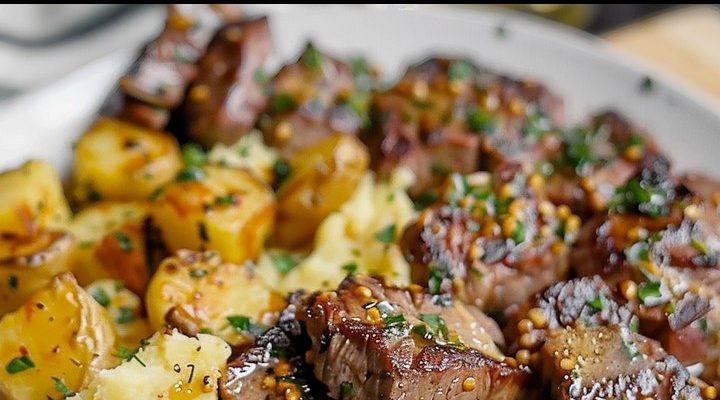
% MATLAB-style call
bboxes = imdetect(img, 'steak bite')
[365,57,564,196]
[545,111,664,217]
[401,170,579,314]
[540,326,708,400]
[259,43,373,159]
[221,293,329,400]
[185,17,274,147]
[112,5,244,129]
[505,276,638,359]
[300,275,530,400]
[570,163,719,383]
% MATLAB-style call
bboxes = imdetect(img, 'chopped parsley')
[52,377,75,397]
[511,220,525,244]
[177,166,206,182]
[448,59,473,81]
[609,173,673,218]
[587,296,604,312]
[227,315,252,332]
[374,224,396,244]
[92,287,111,308]
[253,68,270,87]
[691,238,709,255]
[181,143,207,168]
[414,192,438,211]
[342,262,358,275]
[214,194,237,206]
[5,355,35,374]
[302,43,324,71]
[116,307,134,324]
[466,107,494,133]
[270,93,297,114]
[113,346,146,367]
[637,281,662,305]
[112,231,133,252]
[428,266,443,295]
[431,163,452,176]
[420,313,449,340]
[190,268,208,279]
[273,159,292,187]
[340,381,353,400]
[383,314,406,327]
[271,252,299,275]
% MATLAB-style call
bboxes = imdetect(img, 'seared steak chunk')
[300,275,529,399]
[221,293,330,399]
[185,17,273,147]
[540,326,706,400]
[505,276,637,356]
[402,170,578,313]
[259,43,372,159]
[570,164,720,383]
[366,57,564,195]
[545,111,665,217]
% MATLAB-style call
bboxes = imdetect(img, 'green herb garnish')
[116,307,134,324]
[466,107,494,133]
[302,43,324,70]
[92,287,111,308]
[374,224,396,244]
[176,166,206,182]
[113,231,133,253]
[190,268,208,279]
[227,315,252,332]
[420,313,449,340]
[637,281,662,305]
[181,143,207,168]
[270,93,297,113]
[271,252,299,275]
[342,262,358,276]
[340,381,353,400]
[214,194,237,206]
[448,59,473,81]
[52,377,75,397]
[587,296,604,312]
[5,356,34,374]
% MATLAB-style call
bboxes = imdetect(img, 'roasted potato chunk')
[79,329,230,400]
[70,202,151,295]
[146,250,285,346]
[0,272,115,399]
[0,230,74,315]
[85,279,152,349]
[274,134,369,248]
[0,160,70,236]
[71,117,182,203]
[151,165,275,263]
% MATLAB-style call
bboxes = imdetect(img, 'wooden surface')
[603,5,720,103]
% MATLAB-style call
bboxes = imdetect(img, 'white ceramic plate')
[1,4,719,175]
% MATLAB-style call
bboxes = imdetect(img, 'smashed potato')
[207,130,279,184]
[85,280,152,349]
[0,230,74,315]
[258,169,416,292]
[146,250,285,346]
[78,329,230,400]
[0,272,115,399]
[274,134,369,248]
[0,160,70,236]
[151,165,275,264]
[71,117,183,203]
[70,202,151,295]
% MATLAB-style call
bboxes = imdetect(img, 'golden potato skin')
[0,272,116,399]
[71,117,182,203]
[0,160,70,237]
[0,230,74,315]
[151,165,276,263]
[79,329,230,400]
[274,134,369,248]
[146,250,285,346]
[70,202,151,295]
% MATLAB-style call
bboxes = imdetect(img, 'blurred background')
[0,4,718,101]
